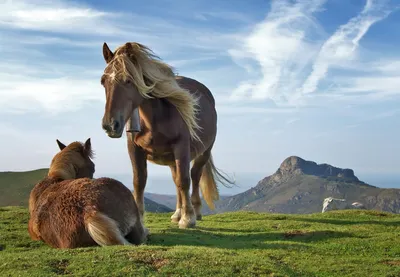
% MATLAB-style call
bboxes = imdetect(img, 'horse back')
[175,76,216,107]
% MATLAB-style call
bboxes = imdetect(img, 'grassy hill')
[1,206,400,276]
[0,169,172,213]
[0,169,48,207]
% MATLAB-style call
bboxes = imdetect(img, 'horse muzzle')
[102,117,123,138]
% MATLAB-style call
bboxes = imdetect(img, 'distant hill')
[0,169,48,207]
[143,197,173,213]
[212,156,400,214]
[0,169,172,213]
[144,192,230,215]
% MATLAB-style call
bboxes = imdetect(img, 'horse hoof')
[178,217,196,229]
[171,216,180,223]
[171,209,181,223]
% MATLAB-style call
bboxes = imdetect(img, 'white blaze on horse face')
[109,71,117,82]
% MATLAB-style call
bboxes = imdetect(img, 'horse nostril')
[112,120,120,131]
[102,122,110,132]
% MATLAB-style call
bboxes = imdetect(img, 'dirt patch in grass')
[48,259,70,275]
[382,260,400,266]
[127,252,169,271]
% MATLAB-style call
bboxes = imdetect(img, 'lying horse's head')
[48,138,95,180]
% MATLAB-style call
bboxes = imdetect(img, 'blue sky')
[0,0,399,193]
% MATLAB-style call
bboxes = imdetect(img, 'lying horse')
[322,197,366,213]
[28,138,148,248]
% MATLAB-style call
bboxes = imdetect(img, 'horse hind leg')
[190,150,211,220]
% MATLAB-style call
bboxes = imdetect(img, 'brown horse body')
[100,42,234,228]
[28,139,147,248]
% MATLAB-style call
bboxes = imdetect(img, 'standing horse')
[28,138,148,248]
[100,42,234,228]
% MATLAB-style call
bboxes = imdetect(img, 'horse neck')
[139,98,169,131]
[48,164,76,180]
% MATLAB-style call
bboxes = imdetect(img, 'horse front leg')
[173,144,196,228]
[170,165,182,223]
[127,135,147,224]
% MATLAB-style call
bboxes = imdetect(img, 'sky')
[0,0,399,194]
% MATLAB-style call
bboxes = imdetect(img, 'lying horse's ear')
[84,138,92,157]
[56,139,66,151]
[103,42,114,63]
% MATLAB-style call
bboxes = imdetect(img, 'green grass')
[1,207,400,276]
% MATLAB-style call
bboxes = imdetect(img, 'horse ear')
[84,138,92,157]
[103,42,114,63]
[56,139,66,151]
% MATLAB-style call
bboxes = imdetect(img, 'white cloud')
[299,0,393,96]
[216,105,296,115]
[229,0,327,103]
[228,0,399,106]
[286,118,300,124]
[194,11,254,23]
[0,75,104,114]
[336,76,400,99]
[0,0,123,36]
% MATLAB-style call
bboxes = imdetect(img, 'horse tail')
[84,210,130,246]
[199,152,235,210]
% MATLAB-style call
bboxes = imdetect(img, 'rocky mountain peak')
[274,156,359,182]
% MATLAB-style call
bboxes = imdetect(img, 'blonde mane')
[48,142,94,180]
[106,42,202,141]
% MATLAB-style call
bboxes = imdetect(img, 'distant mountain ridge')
[274,156,364,183]
[210,156,400,214]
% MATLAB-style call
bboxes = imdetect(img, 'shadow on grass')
[293,218,400,227]
[148,228,357,250]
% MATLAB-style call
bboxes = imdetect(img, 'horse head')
[48,138,95,180]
